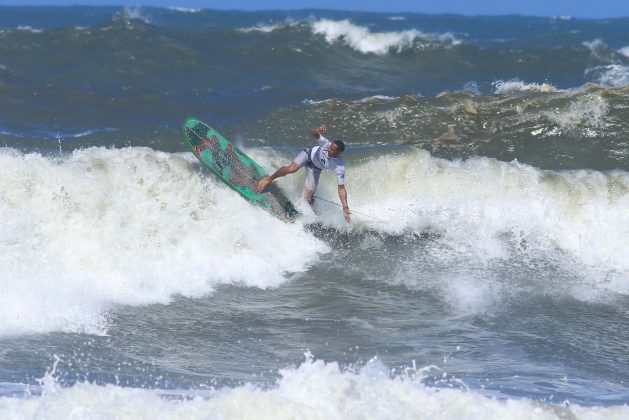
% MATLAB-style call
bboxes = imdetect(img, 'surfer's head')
[329,140,345,158]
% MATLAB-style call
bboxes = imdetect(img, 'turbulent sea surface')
[1,6,628,419]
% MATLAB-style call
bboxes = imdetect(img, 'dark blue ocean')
[0,6,628,418]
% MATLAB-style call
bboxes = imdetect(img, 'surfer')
[257,125,351,223]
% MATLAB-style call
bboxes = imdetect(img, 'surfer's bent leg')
[258,152,307,191]
[304,189,315,206]
[303,166,321,206]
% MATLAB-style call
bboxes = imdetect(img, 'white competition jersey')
[309,135,345,185]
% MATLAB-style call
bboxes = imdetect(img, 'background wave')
[244,85,629,170]
[1,7,628,174]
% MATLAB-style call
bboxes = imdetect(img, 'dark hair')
[333,140,346,152]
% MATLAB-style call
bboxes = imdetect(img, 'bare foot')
[258,176,272,192]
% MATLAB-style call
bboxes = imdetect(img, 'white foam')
[493,79,559,94]
[302,98,335,105]
[239,20,298,33]
[353,95,399,103]
[318,150,629,282]
[441,273,497,313]
[4,146,627,335]
[168,7,201,13]
[121,6,151,24]
[582,40,629,87]
[310,149,629,311]
[583,39,606,55]
[16,26,43,33]
[0,147,327,336]
[1,354,626,419]
[310,19,460,55]
[589,64,629,87]
[546,94,609,130]
[239,24,283,33]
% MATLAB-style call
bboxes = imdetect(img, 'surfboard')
[182,117,298,222]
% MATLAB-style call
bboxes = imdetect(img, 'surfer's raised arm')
[310,124,327,139]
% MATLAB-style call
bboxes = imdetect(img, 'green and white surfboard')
[183,117,298,222]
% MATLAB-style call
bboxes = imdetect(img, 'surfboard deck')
[182,117,298,222]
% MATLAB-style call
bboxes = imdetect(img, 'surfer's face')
[328,143,343,158]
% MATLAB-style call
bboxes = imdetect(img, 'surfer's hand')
[343,207,351,223]
[258,176,272,192]
[310,125,327,138]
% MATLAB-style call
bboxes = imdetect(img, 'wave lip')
[311,19,460,55]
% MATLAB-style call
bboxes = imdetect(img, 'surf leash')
[313,195,385,222]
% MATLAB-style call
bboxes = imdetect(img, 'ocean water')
[0,6,628,419]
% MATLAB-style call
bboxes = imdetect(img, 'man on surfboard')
[257,125,351,223]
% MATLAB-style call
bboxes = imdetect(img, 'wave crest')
[311,19,460,55]
[493,79,559,94]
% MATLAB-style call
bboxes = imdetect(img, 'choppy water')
[0,6,628,419]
